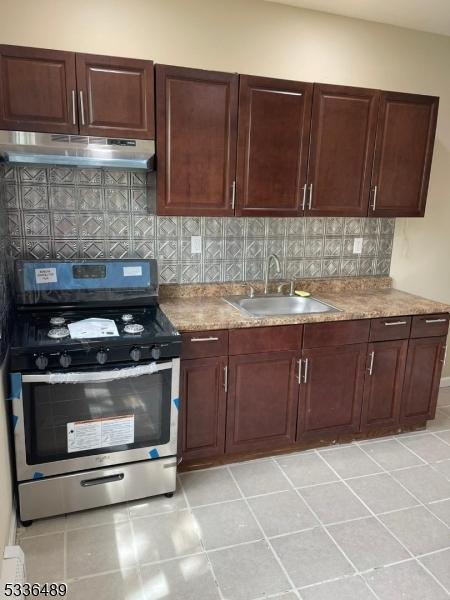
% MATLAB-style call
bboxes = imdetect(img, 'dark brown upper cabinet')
[235,75,313,217]
[369,91,439,217]
[75,53,154,139]
[306,83,380,217]
[156,65,238,216]
[0,45,78,134]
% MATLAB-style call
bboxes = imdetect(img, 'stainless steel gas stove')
[9,259,181,525]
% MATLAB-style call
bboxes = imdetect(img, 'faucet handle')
[276,281,290,295]
[246,283,255,298]
[289,278,296,296]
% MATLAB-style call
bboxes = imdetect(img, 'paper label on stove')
[35,267,57,284]
[123,266,142,277]
[67,415,135,453]
[67,318,119,339]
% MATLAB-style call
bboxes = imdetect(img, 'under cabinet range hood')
[0,131,155,170]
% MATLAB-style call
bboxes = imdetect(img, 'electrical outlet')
[353,237,363,254]
[191,236,202,254]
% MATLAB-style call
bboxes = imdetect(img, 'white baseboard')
[440,377,450,388]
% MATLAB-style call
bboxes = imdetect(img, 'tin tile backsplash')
[1,165,395,284]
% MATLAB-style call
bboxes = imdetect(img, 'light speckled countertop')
[159,278,450,332]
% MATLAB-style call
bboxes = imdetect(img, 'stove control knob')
[151,346,161,360]
[35,354,49,371]
[59,352,72,369]
[130,347,141,362]
[96,349,108,365]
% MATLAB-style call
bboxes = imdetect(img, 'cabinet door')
[370,92,438,217]
[361,340,408,431]
[298,344,366,440]
[401,336,446,425]
[235,75,313,216]
[76,53,154,139]
[156,65,238,216]
[226,351,299,453]
[0,45,77,133]
[306,84,379,216]
[180,356,227,461]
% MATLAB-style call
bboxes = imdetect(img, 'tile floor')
[17,388,450,599]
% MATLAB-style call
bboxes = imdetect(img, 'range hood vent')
[0,130,155,170]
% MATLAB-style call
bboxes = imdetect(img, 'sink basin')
[223,294,342,318]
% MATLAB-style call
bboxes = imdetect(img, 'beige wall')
[0,360,13,554]
[0,0,449,378]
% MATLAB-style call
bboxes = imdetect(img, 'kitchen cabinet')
[0,45,154,139]
[180,356,227,461]
[306,84,380,217]
[360,339,408,431]
[370,92,438,217]
[235,75,313,216]
[400,336,447,425]
[297,344,367,439]
[75,53,154,139]
[226,350,299,453]
[0,45,77,134]
[156,65,238,216]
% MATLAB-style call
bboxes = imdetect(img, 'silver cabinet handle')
[297,359,302,385]
[79,90,86,125]
[231,180,236,209]
[308,184,313,210]
[71,90,77,125]
[190,337,219,342]
[301,183,307,211]
[368,351,375,376]
[303,358,309,384]
[442,346,448,366]
[223,365,228,392]
[385,321,407,326]
[371,185,378,211]
[425,318,447,324]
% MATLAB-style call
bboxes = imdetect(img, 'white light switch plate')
[191,236,202,254]
[353,238,363,254]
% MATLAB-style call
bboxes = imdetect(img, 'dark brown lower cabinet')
[180,356,227,461]
[400,336,447,426]
[226,351,299,453]
[297,344,366,440]
[360,340,408,431]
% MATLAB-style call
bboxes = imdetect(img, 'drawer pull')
[190,337,220,342]
[385,321,407,326]
[80,473,124,487]
[425,318,447,324]
[223,365,228,393]
[303,358,309,384]
[367,351,375,376]
[297,359,302,385]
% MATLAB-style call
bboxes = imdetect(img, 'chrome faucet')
[264,254,281,294]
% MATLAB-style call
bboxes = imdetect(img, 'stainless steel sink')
[223,294,342,318]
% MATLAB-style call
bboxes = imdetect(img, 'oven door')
[10,358,180,481]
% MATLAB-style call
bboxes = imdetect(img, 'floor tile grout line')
[177,473,227,600]
[128,515,150,600]
[395,432,450,462]
[269,457,378,600]
[225,464,303,600]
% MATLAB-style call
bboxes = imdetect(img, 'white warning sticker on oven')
[35,267,57,284]
[123,266,142,277]
[67,415,135,453]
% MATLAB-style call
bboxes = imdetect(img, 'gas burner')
[48,327,70,340]
[124,323,144,334]
[121,314,134,323]
[50,316,66,326]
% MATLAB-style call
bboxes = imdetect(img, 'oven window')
[22,367,172,464]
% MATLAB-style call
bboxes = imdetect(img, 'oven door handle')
[22,361,173,384]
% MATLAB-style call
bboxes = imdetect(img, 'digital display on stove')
[73,265,107,279]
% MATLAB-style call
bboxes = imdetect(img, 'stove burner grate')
[48,327,70,340]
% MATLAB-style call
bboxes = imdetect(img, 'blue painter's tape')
[11,415,18,431]
[33,472,44,480]
[173,397,180,411]
[10,373,21,400]
[149,448,159,459]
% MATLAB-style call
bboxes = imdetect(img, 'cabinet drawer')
[229,325,302,355]
[411,314,450,338]
[181,330,229,359]
[303,320,369,348]
[370,316,412,341]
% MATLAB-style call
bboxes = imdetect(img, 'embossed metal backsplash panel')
[0,171,12,360]
[1,165,395,284]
